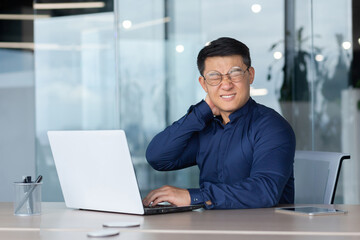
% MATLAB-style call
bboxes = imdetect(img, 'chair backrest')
[294,151,350,204]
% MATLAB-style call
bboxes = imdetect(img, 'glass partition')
[34,0,358,203]
[310,0,354,203]
[114,0,285,196]
[34,3,116,200]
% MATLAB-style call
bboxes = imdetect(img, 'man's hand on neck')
[205,95,232,124]
[205,95,220,116]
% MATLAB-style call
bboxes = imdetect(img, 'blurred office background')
[1,0,359,203]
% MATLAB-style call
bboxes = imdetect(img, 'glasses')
[202,66,250,86]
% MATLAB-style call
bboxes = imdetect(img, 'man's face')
[199,55,255,118]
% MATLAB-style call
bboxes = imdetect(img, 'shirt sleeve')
[146,100,213,171]
[196,113,296,209]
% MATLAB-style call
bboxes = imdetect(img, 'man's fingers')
[152,196,173,206]
[143,187,169,206]
[142,185,190,207]
[204,94,220,116]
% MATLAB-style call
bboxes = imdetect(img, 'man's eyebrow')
[207,71,221,74]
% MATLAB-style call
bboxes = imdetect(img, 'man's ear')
[198,76,208,93]
[248,67,255,84]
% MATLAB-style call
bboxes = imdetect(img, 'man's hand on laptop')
[142,185,191,207]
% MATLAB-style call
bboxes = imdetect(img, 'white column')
[341,88,360,203]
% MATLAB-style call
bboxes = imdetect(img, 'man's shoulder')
[249,100,293,132]
[250,100,283,121]
[247,100,295,145]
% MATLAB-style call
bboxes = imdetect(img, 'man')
[143,37,295,209]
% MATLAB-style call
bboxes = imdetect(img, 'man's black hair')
[197,37,251,76]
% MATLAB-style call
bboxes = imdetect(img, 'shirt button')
[194,198,198,201]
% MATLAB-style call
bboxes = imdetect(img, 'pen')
[15,175,43,214]
[23,176,32,213]
[26,176,32,183]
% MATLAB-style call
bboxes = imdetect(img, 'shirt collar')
[228,97,254,123]
[213,97,255,125]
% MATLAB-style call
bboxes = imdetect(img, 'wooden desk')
[1,202,360,239]
[2,230,360,240]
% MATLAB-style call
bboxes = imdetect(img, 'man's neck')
[220,113,231,125]
[219,98,252,125]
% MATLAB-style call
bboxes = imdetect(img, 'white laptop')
[47,130,203,215]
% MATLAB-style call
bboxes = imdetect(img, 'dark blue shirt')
[146,98,295,209]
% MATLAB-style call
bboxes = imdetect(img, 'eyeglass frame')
[201,66,251,86]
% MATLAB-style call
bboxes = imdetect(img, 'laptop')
[47,130,203,215]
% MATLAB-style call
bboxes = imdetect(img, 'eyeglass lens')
[205,66,247,85]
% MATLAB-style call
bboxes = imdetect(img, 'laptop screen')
[48,130,145,215]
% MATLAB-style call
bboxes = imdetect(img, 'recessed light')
[273,51,282,60]
[122,20,132,29]
[251,4,262,13]
[176,45,184,53]
[315,54,324,62]
[342,41,351,50]
[33,2,105,10]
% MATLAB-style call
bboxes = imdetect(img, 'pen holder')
[14,182,42,216]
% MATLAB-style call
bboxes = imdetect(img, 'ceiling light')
[250,87,268,96]
[122,20,132,29]
[273,51,283,60]
[121,17,170,31]
[0,42,34,50]
[176,45,184,53]
[342,41,351,50]
[315,54,324,62]
[0,14,50,20]
[33,2,105,10]
[251,4,262,13]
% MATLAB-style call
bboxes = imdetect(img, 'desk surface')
[1,202,360,239]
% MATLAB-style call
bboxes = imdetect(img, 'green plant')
[267,27,318,102]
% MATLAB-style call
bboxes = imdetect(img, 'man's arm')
[143,100,214,207]
[146,100,213,171]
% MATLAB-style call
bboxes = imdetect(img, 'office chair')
[294,150,350,204]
